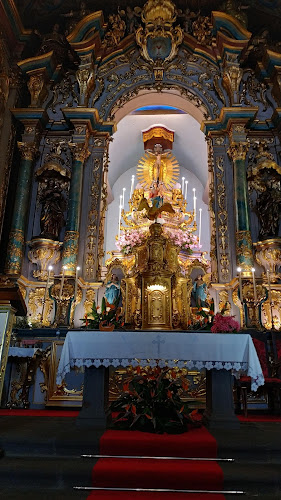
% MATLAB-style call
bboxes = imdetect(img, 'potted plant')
[81,297,124,331]
[110,366,200,434]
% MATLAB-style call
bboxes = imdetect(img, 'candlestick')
[237,267,243,304]
[182,177,185,192]
[184,180,188,200]
[251,267,257,303]
[44,265,53,302]
[199,208,202,246]
[130,175,135,199]
[267,269,272,304]
[59,266,66,301]
[122,188,126,208]
[74,266,80,304]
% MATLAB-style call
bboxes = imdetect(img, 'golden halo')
[137,151,180,189]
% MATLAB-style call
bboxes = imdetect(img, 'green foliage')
[81,299,124,329]
[110,367,199,434]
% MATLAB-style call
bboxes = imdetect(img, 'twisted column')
[5,142,38,275]
[61,141,90,275]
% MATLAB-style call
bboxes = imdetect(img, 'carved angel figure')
[252,168,281,240]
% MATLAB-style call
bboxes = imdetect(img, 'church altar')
[57,331,264,429]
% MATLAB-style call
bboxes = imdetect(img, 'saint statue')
[39,178,66,240]
[38,23,79,68]
[149,180,164,209]
[192,274,207,308]
[105,273,121,306]
[255,172,281,240]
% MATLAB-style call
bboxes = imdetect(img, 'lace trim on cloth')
[56,358,264,391]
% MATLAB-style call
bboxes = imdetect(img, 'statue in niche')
[192,274,207,308]
[37,23,79,68]
[254,169,281,240]
[105,273,121,306]
[39,177,66,240]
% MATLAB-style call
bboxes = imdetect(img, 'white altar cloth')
[57,331,264,391]
[9,347,39,358]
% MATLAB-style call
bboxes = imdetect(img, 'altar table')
[57,331,264,429]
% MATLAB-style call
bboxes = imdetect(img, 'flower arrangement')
[115,229,147,255]
[81,297,124,330]
[110,366,200,434]
[211,313,240,333]
[164,227,199,253]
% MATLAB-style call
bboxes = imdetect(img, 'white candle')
[74,266,80,304]
[44,265,53,302]
[184,180,188,200]
[193,189,197,221]
[237,267,243,304]
[130,175,135,199]
[118,195,122,238]
[251,267,257,303]
[122,188,126,208]
[267,269,272,304]
[182,177,185,192]
[59,266,67,301]
[199,208,202,246]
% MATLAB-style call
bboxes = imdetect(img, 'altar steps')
[0,415,281,498]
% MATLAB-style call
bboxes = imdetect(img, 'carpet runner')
[88,428,226,499]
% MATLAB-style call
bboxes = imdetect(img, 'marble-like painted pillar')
[228,142,254,274]
[5,142,37,275]
[61,141,90,275]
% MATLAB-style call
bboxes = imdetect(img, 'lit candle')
[199,208,202,246]
[251,267,257,303]
[59,266,67,301]
[267,269,272,304]
[184,180,188,200]
[237,267,243,304]
[74,266,80,304]
[182,177,185,192]
[118,195,122,238]
[130,175,135,199]
[44,265,53,302]
[193,189,196,221]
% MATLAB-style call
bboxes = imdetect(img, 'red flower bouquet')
[211,313,240,333]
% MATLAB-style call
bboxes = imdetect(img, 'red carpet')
[100,428,217,458]
[92,457,223,490]
[0,409,79,417]
[87,493,225,499]
[89,428,225,500]
[238,414,281,422]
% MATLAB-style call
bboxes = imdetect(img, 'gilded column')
[228,141,254,274]
[5,142,38,275]
[61,140,90,275]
